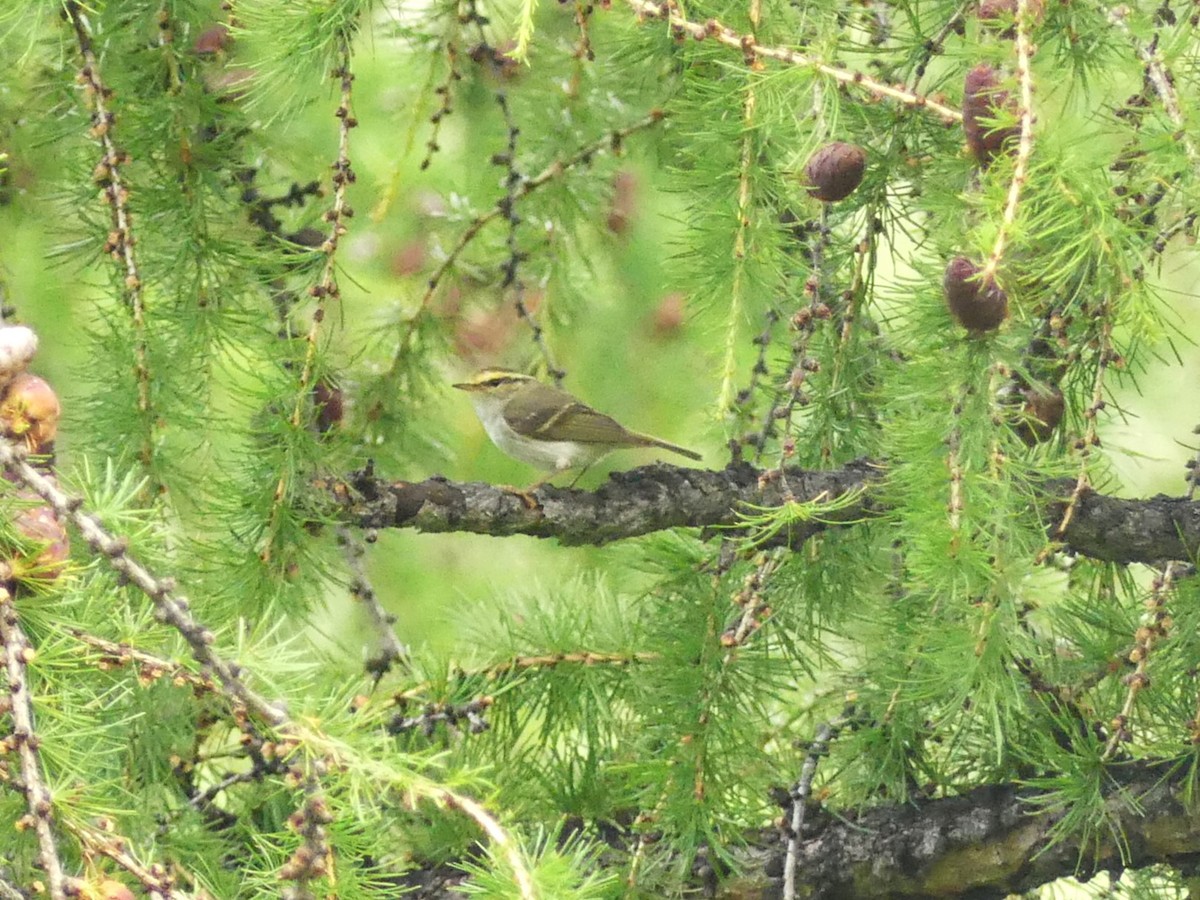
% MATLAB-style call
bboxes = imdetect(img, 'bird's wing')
[502,382,631,444]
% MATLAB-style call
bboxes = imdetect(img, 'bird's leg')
[496,471,555,510]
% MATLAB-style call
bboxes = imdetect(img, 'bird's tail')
[633,433,702,461]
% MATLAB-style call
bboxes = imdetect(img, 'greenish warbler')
[454,368,702,489]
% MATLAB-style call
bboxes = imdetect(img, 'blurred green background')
[1,2,1198,668]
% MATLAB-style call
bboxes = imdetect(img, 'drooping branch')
[334,460,1200,565]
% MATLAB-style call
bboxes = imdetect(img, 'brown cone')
[963,64,1018,167]
[804,142,867,202]
[943,257,1008,332]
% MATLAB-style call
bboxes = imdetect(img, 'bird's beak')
[452,382,476,392]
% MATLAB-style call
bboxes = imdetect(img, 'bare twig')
[495,91,562,381]
[336,526,410,680]
[71,820,174,900]
[387,696,492,735]
[67,627,217,692]
[783,718,842,900]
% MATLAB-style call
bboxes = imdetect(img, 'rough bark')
[762,759,1200,899]
[335,461,1200,565]
[384,759,1200,899]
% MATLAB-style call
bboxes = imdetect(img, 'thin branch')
[266,37,358,563]
[1102,561,1178,759]
[386,697,492,736]
[1109,5,1199,166]
[1040,307,1113,560]
[910,3,971,88]
[437,790,537,900]
[783,719,840,900]
[716,0,761,415]
[495,91,561,381]
[625,0,962,124]
[0,583,68,900]
[66,627,217,692]
[980,0,1036,285]
[65,3,155,478]
[336,525,410,680]
[70,820,174,900]
[720,551,780,647]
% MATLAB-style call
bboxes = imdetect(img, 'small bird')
[454,368,702,492]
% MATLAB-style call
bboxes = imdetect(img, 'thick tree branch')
[337,460,879,546]
[336,460,1200,565]
[371,759,1200,900]
[767,759,1200,899]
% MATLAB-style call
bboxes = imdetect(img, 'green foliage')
[0,0,1198,897]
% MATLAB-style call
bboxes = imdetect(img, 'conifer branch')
[0,441,289,728]
[1042,307,1113,561]
[569,0,595,91]
[0,584,68,900]
[340,460,1200,566]
[1102,560,1178,759]
[716,0,760,415]
[386,696,492,736]
[390,108,667,377]
[66,2,155,477]
[980,0,1036,286]
[419,41,461,173]
[1109,5,1199,166]
[267,37,359,562]
[0,874,24,900]
[624,0,963,124]
[70,820,175,899]
[66,627,217,692]
[495,91,562,382]
[947,390,966,541]
[910,3,970,88]
[279,765,334,899]
[720,551,779,647]
[0,439,536,897]
[746,214,836,465]
[463,649,660,682]
[337,526,410,680]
